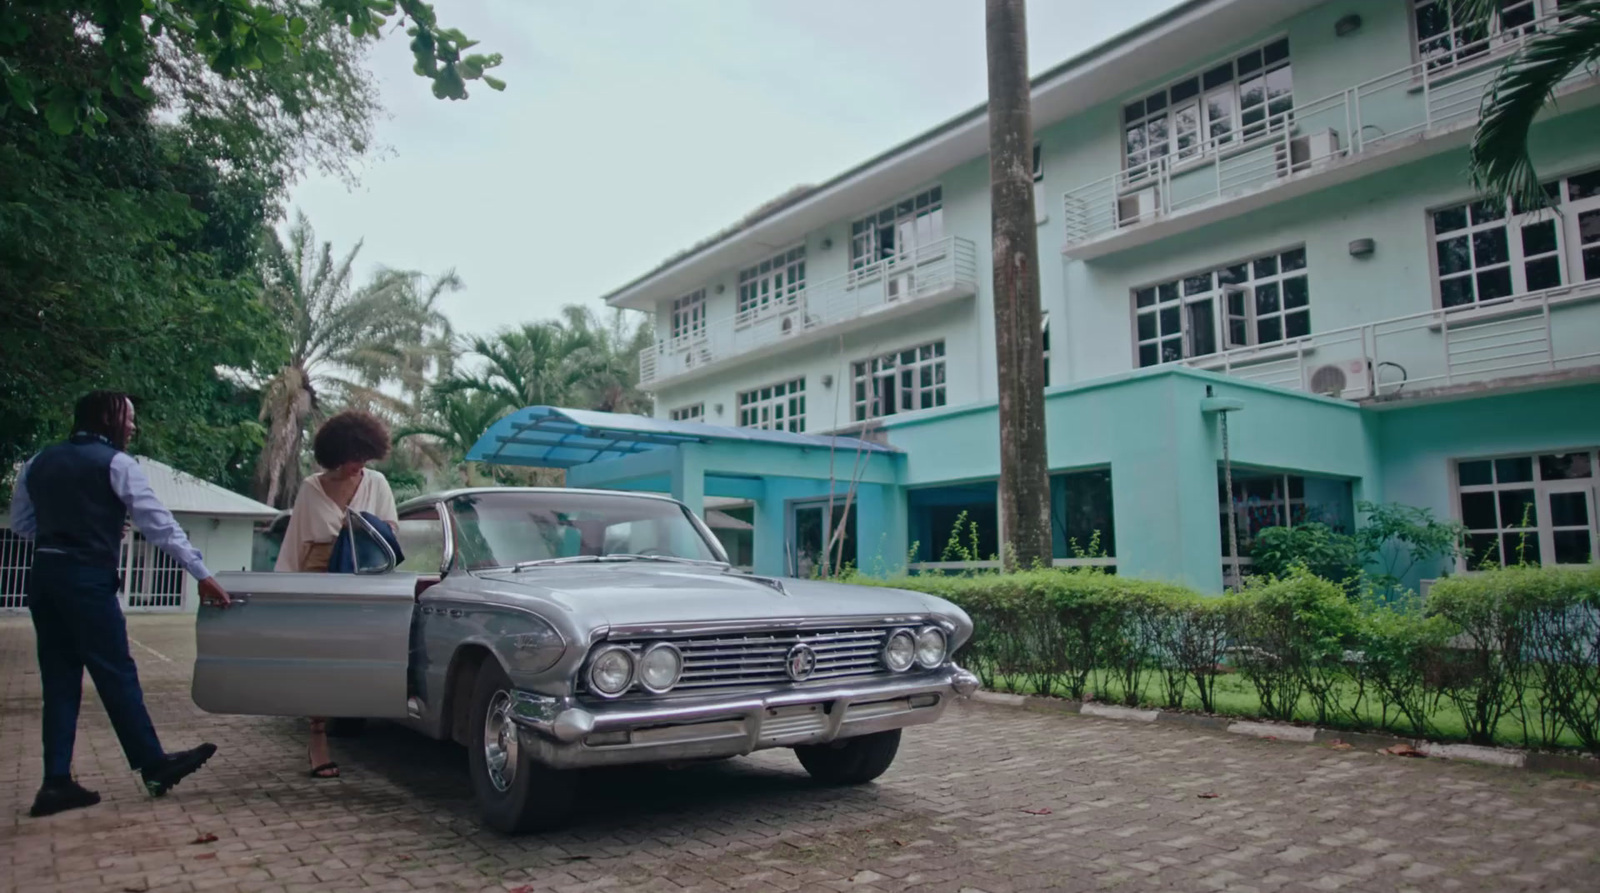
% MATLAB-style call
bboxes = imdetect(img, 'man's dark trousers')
[28,551,164,778]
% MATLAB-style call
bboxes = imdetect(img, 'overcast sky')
[287,0,1181,337]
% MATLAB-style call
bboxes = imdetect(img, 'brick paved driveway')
[1,616,1597,893]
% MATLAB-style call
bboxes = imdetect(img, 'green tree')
[1465,1,1600,208]
[0,0,503,139]
[251,211,453,506]
[394,389,510,485]
[557,305,654,415]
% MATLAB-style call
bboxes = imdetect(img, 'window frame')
[669,289,706,343]
[1453,447,1599,568]
[1131,245,1310,369]
[849,186,945,271]
[737,377,807,433]
[1121,34,1293,177]
[1426,164,1600,310]
[736,245,807,323]
[850,340,947,423]
[1410,0,1571,71]
[669,403,704,422]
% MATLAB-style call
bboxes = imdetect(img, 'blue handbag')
[327,510,406,573]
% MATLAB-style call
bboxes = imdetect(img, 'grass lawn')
[985,668,1591,751]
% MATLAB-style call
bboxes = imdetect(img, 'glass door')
[791,500,857,579]
[1545,481,1596,565]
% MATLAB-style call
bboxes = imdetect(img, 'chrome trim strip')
[606,614,938,638]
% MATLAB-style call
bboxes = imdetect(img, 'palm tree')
[394,389,511,486]
[1467,1,1600,208]
[558,304,654,414]
[440,319,600,411]
[252,211,452,507]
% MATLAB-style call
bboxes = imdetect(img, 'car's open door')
[192,511,417,719]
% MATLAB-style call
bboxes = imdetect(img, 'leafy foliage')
[0,1,503,140]
[1464,0,1600,209]
[861,562,1600,752]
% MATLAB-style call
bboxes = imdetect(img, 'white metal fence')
[0,528,188,612]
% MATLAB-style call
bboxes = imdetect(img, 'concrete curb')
[967,690,1599,778]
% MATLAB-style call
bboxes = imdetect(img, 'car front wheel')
[466,661,578,833]
[794,729,901,784]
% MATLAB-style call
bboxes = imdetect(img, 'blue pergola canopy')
[465,406,899,469]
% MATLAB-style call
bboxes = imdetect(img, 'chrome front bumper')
[508,665,980,770]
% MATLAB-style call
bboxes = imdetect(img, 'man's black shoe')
[141,743,217,798]
[29,778,101,817]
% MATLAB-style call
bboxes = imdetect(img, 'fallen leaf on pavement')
[1197,792,1220,799]
[1380,744,1426,758]
[395,854,413,862]
[507,886,536,893]
[194,853,216,861]
[190,832,218,845]
[1020,807,1053,815]
[894,840,908,847]
[1329,740,1353,751]
[1262,735,1278,742]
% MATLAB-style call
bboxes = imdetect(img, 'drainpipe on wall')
[1201,387,1246,592]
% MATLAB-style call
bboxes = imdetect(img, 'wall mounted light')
[821,237,833,250]
[713,403,724,416]
[1348,237,1376,258]
[1335,14,1362,37]
[821,374,834,387]
[714,283,725,294]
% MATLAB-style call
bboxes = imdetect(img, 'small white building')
[2,457,278,614]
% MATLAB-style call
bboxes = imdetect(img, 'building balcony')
[1061,10,1599,260]
[639,236,979,390]
[1182,280,1600,403]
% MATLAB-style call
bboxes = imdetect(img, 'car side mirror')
[346,509,397,575]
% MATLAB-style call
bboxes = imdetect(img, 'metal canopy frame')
[464,406,898,470]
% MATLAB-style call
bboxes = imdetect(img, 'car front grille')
[616,626,892,692]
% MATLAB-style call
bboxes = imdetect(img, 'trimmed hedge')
[861,564,1600,751]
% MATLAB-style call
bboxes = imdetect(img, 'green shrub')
[1226,569,1358,722]
[1249,523,1361,592]
[863,560,1599,752]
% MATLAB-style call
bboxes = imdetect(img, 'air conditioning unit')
[1278,129,1341,175]
[1304,359,1371,400]
[887,271,916,301]
[1117,186,1159,227]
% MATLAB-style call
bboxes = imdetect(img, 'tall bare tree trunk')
[986,0,1052,570]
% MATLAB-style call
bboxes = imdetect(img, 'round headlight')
[587,645,635,697]
[638,643,683,693]
[915,627,947,668]
[883,628,916,672]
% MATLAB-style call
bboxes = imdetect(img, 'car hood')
[471,562,962,633]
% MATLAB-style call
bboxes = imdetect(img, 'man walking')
[9,391,231,817]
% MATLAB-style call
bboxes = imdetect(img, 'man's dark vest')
[24,434,127,568]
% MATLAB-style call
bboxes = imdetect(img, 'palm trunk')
[986,0,1052,571]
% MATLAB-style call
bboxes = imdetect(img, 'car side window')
[395,505,446,575]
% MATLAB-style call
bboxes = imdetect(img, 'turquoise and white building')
[471,0,1600,592]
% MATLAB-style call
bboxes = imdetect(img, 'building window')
[1051,469,1115,563]
[1413,0,1570,70]
[670,403,704,422]
[670,289,705,341]
[1123,37,1291,174]
[850,187,943,269]
[1432,167,1600,308]
[1457,449,1597,567]
[1135,247,1309,367]
[851,341,946,422]
[908,482,1000,567]
[1219,471,1354,583]
[737,246,806,319]
[738,377,805,432]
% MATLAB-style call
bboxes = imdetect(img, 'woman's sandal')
[308,721,340,779]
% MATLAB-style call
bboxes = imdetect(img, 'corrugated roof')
[465,406,900,469]
[135,457,279,518]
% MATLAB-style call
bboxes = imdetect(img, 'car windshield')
[448,491,724,570]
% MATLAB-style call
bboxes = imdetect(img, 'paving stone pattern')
[1,616,1597,893]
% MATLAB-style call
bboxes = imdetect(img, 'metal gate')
[0,528,187,612]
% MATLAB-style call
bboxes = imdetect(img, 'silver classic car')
[193,487,978,833]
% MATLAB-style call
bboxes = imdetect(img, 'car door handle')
[448,609,464,618]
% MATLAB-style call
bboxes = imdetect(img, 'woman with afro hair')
[274,409,399,778]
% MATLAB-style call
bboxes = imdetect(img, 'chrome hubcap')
[483,691,518,793]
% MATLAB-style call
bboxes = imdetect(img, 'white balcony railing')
[1063,9,1597,247]
[639,236,979,386]
[1182,280,1600,401]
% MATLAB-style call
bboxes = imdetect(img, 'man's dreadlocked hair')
[73,391,134,450]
